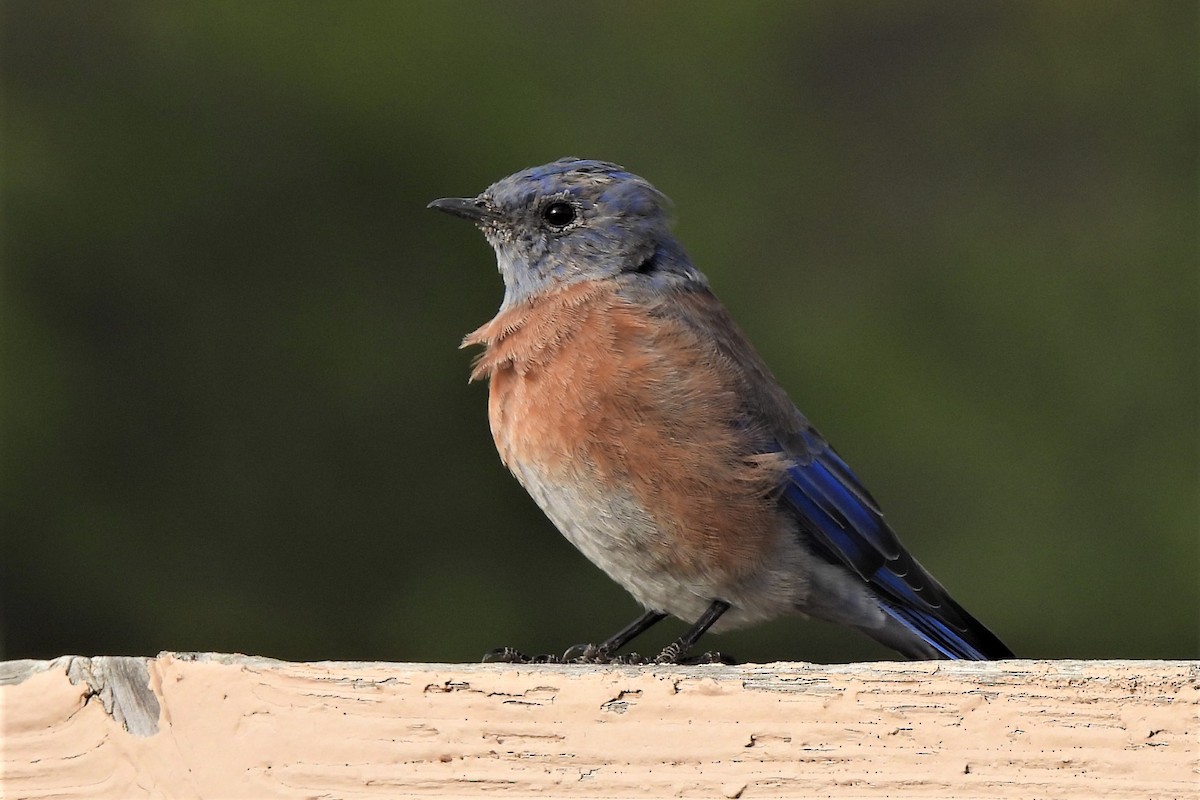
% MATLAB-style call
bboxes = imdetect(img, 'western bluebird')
[430,158,1012,663]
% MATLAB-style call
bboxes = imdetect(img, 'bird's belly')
[506,458,711,618]
[504,453,808,631]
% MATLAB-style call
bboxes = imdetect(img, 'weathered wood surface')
[1,654,1196,798]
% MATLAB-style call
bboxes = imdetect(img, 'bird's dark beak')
[427,196,496,222]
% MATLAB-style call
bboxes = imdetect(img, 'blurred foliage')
[2,1,1196,663]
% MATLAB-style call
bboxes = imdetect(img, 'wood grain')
[2,655,1196,798]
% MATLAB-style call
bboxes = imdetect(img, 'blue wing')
[650,282,1010,659]
[778,428,1011,660]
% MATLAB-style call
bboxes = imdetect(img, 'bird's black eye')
[542,201,577,228]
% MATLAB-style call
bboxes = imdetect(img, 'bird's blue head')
[429,158,703,308]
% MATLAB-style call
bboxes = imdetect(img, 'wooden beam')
[2,654,1196,798]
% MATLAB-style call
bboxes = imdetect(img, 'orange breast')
[463,280,789,583]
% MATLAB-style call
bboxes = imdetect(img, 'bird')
[429,158,1013,664]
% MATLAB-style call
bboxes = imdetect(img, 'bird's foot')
[560,644,657,665]
[482,647,564,664]
[485,644,732,666]
[654,643,737,665]
[560,643,610,663]
[678,651,737,666]
[653,641,684,664]
[609,652,650,665]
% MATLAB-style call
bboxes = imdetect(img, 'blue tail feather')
[778,433,1012,661]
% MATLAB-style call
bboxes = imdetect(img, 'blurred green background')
[2,2,1196,664]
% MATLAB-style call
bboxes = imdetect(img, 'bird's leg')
[654,600,731,664]
[562,609,667,663]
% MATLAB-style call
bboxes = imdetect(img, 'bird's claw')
[680,651,737,665]
[654,645,737,665]
[482,647,564,664]
[654,642,683,664]
[610,652,650,665]
[485,644,734,666]
[561,643,609,663]
[562,643,665,665]
[482,646,529,663]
